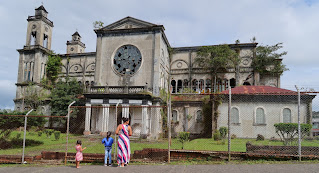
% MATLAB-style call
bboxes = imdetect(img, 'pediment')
[101,16,157,30]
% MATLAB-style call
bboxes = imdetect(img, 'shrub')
[37,131,42,137]
[315,136,319,141]
[54,131,61,140]
[213,130,221,141]
[44,129,54,138]
[219,127,228,139]
[231,134,237,139]
[16,133,21,139]
[274,123,312,146]
[256,134,265,141]
[178,132,190,149]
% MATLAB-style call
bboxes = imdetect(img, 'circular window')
[70,47,74,51]
[32,25,37,29]
[113,45,142,75]
[74,66,78,71]
[177,62,183,68]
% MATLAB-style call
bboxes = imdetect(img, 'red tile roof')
[220,86,298,95]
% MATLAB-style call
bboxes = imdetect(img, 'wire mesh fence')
[1,86,319,164]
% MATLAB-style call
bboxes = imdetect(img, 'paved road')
[1,164,319,173]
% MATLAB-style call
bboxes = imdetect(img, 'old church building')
[15,5,309,139]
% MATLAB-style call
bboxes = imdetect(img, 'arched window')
[91,81,94,86]
[231,107,239,124]
[243,82,251,86]
[171,80,176,93]
[230,78,236,88]
[256,108,265,124]
[206,79,211,92]
[183,79,189,89]
[199,79,205,92]
[196,110,202,122]
[172,110,178,122]
[283,108,291,123]
[177,80,182,93]
[192,79,198,92]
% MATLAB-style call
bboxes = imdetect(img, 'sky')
[0,0,319,110]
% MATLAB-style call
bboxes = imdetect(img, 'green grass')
[2,131,319,156]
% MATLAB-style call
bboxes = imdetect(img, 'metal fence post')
[295,85,301,161]
[228,84,231,162]
[22,109,33,164]
[113,102,120,164]
[65,101,76,165]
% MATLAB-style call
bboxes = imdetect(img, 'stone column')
[122,104,129,119]
[101,104,110,136]
[141,105,148,138]
[84,103,91,135]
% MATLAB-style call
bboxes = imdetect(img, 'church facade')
[14,6,285,139]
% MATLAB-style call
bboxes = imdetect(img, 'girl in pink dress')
[75,140,86,168]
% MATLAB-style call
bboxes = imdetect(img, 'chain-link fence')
[1,86,319,164]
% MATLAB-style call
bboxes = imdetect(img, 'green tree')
[252,43,288,75]
[0,110,46,141]
[195,44,239,93]
[50,77,83,126]
[93,21,104,29]
[23,83,50,110]
[46,54,62,86]
[178,132,190,149]
[274,123,312,146]
[195,45,238,136]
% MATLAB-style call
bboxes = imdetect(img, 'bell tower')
[25,5,54,49]
[66,31,86,54]
[14,5,54,111]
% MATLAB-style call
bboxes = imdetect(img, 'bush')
[54,131,61,140]
[37,131,42,137]
[231,134,237,139]
[16,133,21,139]
[315,136,319,141]
[213,130,221,141]
[274,123,312,146]
[44,129,54,138]
[178,132,190,149]
[219,127,228,139]
[256,134,265,141]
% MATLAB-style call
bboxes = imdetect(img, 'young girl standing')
[75,140,86,168]
[102,131,114,166]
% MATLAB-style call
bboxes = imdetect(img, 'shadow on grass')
[0,138,43,149]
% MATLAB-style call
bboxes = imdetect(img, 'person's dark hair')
[76,140,82,145]
[106,131,111,140]
[122,117,129,123]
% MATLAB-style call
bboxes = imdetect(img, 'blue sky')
[0,0,319,109]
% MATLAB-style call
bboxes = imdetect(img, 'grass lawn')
[2,131,319,156]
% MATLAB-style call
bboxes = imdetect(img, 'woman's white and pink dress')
[75,145,83,161]
[117,124,131,164]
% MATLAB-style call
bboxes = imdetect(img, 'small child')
[102,131,114,166]
[75,140,86,168]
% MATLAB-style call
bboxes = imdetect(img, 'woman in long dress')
[115,117,132,167]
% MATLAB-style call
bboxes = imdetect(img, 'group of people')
[75,117,132,168]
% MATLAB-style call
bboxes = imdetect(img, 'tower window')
[43,34,48,48]
[30,31,37,45]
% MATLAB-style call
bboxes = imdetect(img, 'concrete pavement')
[1,164,319,173]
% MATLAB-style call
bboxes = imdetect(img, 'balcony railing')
[85,86,151,94]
